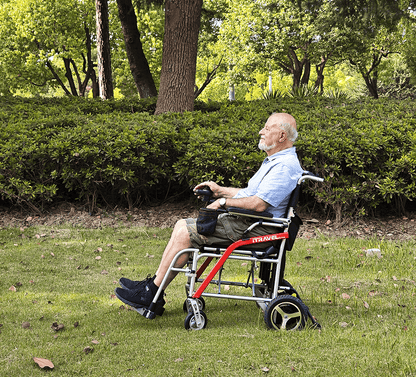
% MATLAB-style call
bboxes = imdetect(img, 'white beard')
[258,139,276,151]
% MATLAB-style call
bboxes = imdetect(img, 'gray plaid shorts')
[186,213,278,250]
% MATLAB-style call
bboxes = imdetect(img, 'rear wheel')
[264,295,308,330]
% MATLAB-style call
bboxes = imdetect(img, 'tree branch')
[194,57,223,99]
[46,61,72,95]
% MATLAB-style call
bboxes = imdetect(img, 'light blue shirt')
[233,147,304,218]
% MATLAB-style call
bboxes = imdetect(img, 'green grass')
[1,225,416,376]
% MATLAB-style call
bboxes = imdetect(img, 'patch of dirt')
[0,201,415,241]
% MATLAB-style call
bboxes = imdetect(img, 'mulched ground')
[1,201,415,241]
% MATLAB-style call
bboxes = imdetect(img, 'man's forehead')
[265,118,281,128]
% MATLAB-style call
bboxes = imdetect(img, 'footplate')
[133,307,157,319]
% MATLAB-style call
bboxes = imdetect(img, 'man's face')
[258,119,281,152]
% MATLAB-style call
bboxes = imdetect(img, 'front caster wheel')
[183,297,205,312]
[184,310,207,330]
[264,295,308,331]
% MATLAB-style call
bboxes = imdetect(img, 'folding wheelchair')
[136,173,323,331]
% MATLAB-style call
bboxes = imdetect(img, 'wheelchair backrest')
[284,172,323,251]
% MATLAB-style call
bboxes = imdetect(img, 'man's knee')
[176,218,186,227]
[173,219,191,242]
[173,218,187,233]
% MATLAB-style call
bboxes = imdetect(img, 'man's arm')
[208,195,269,212]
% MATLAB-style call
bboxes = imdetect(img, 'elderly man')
[115,112,304,315]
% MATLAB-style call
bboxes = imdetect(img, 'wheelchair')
[135,172,323,331]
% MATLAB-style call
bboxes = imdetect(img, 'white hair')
[279,122,298,142]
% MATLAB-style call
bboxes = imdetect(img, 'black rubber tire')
[184,310,207,330]
[264,295,308,330]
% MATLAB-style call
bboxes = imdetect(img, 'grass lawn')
[1,224,416,376]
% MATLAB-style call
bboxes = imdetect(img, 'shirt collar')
[264,146,296,163]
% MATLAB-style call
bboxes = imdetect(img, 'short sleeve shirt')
[233,147,304,218]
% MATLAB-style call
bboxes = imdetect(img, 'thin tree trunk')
[116,0,157,98]
[63,58,78,95]
[82,25,99,98]
[301,59,310,86]
[96,0,114,99]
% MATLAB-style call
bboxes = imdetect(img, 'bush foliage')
[1,96,415,219]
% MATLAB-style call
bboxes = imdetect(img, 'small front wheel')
[264,295,307,331]
[183,297,205,312]
[184,310,207,330]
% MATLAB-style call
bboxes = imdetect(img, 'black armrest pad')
[227,207,273,219]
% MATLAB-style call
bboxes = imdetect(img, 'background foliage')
[0,0,415,100]
[1,96,415,220]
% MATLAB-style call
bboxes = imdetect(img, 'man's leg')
[154,219,192,288]
[115,219,192,310]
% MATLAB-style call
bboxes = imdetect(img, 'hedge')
[0,96,415,220]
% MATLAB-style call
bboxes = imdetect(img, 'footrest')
[133,307,157,319]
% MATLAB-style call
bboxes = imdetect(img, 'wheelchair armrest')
[227,207,274,220]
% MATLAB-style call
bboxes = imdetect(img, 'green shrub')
[297,99,416,220]
[48,112,189,211]
[1,96,415,219]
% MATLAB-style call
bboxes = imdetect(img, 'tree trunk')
[116,0,157,98]
[96,0,114,99]
[301,59,310,86]
[155,0,203,115]
[315,56,328,93]
[63,58,79,96]
[362,70,379,98]
[350,54,383,99]
[282,48,310,90]
[83,25,99,98]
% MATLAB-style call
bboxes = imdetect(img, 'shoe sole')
[115,289,165,316]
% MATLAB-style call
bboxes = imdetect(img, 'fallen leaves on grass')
[83,346,93,354]
[51,322,64,331]
[9,285,17,292]
[33,357,54,369]
[22,322,30,329]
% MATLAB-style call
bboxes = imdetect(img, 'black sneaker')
[115,282,165,316]
[119,275,155,290]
